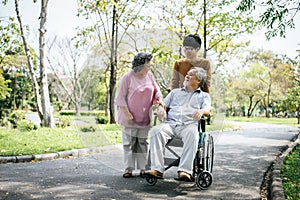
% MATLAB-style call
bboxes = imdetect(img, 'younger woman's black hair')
[183,34,202,48]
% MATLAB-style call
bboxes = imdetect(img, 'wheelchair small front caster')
[196,171,212,190]
[145,177,157,186]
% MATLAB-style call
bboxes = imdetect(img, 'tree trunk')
[14,0,43,121]
[297,107,300,124]
[203,0,207,59]
[109,0,118,124]
[247,96,253,117]
[39,0,54,127]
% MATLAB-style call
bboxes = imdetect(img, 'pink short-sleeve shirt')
[115,71,163,128]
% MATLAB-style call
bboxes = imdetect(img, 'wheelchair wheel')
[196,171,213,190]
[205,134,214,173]
[145,177,157,186]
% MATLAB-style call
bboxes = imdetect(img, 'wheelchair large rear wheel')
[205,134,214,173]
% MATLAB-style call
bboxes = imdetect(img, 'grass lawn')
[282,143,300,200]
[226,116,299,127]
[0,122,122,156]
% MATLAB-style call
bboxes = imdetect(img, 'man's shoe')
[144,170,163,179]
[177,171,193,182]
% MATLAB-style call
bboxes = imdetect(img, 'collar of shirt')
[181,87,202,93]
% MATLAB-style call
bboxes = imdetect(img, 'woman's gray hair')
[193,67,207,87]
[132,52,153,72]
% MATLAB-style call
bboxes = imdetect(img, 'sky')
[1,0,300,58]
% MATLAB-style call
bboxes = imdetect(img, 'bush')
[53,101,63,112]
[59,110,105,116]
[80,126,96,132]
[95,112,108,124]
[8,110,26,128]
[80,111,99,116]
[56,116,72,128]
[59,110,76,116]
[17,119,38,132]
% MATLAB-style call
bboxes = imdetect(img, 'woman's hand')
[157,98,166,110]
[157,105,166,121]
[122,107,134,124]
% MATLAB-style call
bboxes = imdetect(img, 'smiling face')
[184,68,201,90]
[134,60,152,77]
[182,46,199,59]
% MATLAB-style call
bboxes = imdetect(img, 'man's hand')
[192,110,203,120]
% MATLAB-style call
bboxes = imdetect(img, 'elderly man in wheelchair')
[144,67,211,182]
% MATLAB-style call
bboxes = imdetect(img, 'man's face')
[185,69,201,88]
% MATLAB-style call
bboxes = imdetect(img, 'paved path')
[0,122,298,200]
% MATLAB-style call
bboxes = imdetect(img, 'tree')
[277,61,300,123]
[244,50,294,117]
[237,0,300,39]
[77,0,150,123]
[0,70,11,101]
[38,0,54,127]
[12,0,54,127]
[0,16,34,122]
[230,63,265,117]
[0,17,23,65]
[47,36,91,116]
[282,83,300,124]
[155,0,258,64]
[227,49,295,117]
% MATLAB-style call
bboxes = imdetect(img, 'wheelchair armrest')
[198,115,209,132]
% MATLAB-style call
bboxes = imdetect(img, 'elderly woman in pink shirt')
[115,52,165,178]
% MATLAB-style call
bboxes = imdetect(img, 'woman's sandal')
[123,171,133,178]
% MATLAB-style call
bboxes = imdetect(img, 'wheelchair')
[144,115,214,190]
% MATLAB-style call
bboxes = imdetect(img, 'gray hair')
[132,52,153,72]
[192,67,207,88]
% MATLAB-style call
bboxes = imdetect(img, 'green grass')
[77,123,122,147]
[0,126,84,156]
[226,116,299,126]
[282,143,300,200]
[0,123,123,156]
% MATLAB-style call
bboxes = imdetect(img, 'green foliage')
[237,0,299,39]
[0,17,23,64]
[59,110,104,116]
[226,116,299,126]
[7,110,26,128]
[56,116,72,128]
[0,126,84,156]
[95,112,108,124]
[80,126,96,132]
[0,69,11,100]
[283,84,300,112]
[53,101,62,112]
[226,50,295,117]
[282,143,300,200]
[59,110,76,116]
[17,119,37,132]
